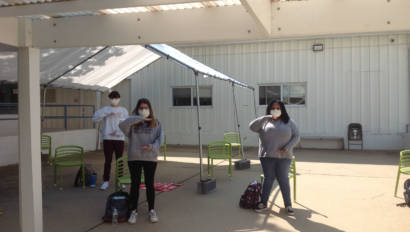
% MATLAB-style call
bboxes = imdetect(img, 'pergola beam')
[31,6,264,48]
[0,0,210,17]
[0,17,18,46]
[240,0,271,35]
[271,0,410,38]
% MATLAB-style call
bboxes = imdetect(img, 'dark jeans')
[260,157,292,207]
[128,160,157,211]
[103,140,124,182]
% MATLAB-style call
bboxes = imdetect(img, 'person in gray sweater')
[119,98,164,224]
[249,100,300,215]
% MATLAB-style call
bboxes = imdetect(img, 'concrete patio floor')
[1,147,409,232]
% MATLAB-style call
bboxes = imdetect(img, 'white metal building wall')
[130,33,410,150]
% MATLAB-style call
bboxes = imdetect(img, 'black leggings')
[128,160,157,211]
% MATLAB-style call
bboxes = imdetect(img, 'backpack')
[102,191,130,223]
[74,164,95,187]
[239,181,262,209]
[404,179,410,207]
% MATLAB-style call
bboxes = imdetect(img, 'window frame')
[258,82,307,108]
[170,85,213,108]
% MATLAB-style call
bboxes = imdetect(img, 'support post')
[195,72,216,194]
[232,83,251,170]
[18,47,43,232]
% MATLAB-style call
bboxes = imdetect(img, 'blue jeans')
[260,157,292,207]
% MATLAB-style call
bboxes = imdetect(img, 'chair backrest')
[347,123,363,141]
[54,145,84,162]
[116,155,130,178]
[224,132,240,144]
[208,141,231,159]
[41,134,51,149]
[400,150,410,168]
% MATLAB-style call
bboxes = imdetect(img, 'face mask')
[271,109,281,118]
[110,98,120,106]
[138,109,150,118]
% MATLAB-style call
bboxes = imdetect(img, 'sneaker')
[286,206,295,216]
[128,210,138,224]
[100,181,109,190]
[149,209,159,223]
[254,202,267,213]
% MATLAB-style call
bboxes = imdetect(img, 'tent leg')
[194,72,216,194]
[232,83,250,170]
[18,47,43,232]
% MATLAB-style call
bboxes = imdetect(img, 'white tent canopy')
[0,45,161,91]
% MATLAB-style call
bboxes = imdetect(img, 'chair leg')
[82,164,85,189]
[59,167,63,190]
[163,144,167,161]
[293,174,297,201]
[53,164,57,186]
[394,168,401,197]
[207,157,210,176]
[211,159,214,177]
[238,145,242,158]
[228,157,232,177]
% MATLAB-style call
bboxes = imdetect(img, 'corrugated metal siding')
[130,33,410,149]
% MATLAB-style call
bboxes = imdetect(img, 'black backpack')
[404,179,410,207]
[103,191,130,223]
[74,164,95,187]
[239,181,262,209]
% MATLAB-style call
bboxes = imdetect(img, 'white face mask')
[271,109,282,118]
[138,109,150,118]
[110,98,120,106]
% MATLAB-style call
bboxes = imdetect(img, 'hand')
[109,132,117,136]
[109,112,115,116]
[140,145,150,150]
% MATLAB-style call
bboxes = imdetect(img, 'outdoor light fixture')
[312,43,324,52]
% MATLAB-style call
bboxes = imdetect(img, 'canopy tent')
[0,43,255,188]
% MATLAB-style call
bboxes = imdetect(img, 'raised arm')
[249,115,271,133]
[92,107,107,123]
[119,115,145,137]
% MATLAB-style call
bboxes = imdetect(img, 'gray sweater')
[249,115,300,159]
[119,116,164,162]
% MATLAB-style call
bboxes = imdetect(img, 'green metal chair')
[53,145,85,190]
[41,134,52,164]
[224,132,242,157]
[115,156,144,192]
[260,156,297,201]
[162,135,167,161]
[394,150,410,196]
[207,141,232,177]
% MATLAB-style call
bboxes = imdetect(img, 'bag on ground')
[74,164,95,187]
[404,179,410,207]
[103,191,130,223]
[239,180,262,209]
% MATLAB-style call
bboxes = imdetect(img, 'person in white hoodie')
[92,91,128,190]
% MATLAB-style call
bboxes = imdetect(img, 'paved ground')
[1,147,409,232]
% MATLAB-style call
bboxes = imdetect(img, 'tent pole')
[252,89,258,117]
[231,83,245,160]
[194,72,203,181]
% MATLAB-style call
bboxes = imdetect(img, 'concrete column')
[18,47,43,232]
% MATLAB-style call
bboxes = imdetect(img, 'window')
[0,81,18,114]
[172,86,212,107]
[259,83,306,105]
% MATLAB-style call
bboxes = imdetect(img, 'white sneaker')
[149,209,159,223]
[128,210,138,224]
[100,181,109,190]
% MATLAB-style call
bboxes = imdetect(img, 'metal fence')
[0,103,95,131]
